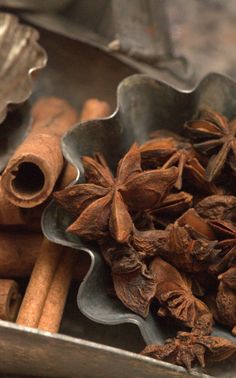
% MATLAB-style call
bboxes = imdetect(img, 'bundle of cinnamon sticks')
[0,97,111,333]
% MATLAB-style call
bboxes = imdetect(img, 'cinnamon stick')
[16,240,63,327]
[38,249,76,333]
[0,178,42,230]
[0,232,43,278]
[0,230,89,280]
[57,99,111,189]
[80,98,111,122]
[59,98,111,189]
[37,99,111,332]
[1,97,78,208]
[17,98,110,332]
[0,279,21,321]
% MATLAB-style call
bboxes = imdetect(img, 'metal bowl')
[0,12,47,123]
[42,72,236,377]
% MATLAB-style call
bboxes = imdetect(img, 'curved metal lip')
[0,320,211,378]
[0,12,47,124]
[42,72,236,374]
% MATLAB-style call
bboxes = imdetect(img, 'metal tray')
[0,26,234,378]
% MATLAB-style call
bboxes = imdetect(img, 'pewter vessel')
[42,72,236,377]
[0,12,47,123]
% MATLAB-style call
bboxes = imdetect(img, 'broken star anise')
[219,266,236,290]
[208,219,236,274]
[147,191,193,228]
[99,236,166,317]
[140,137,215,192]
[161,141,214,192]
[139,137,177,169]
[164,222,218,273]
[150,258,213,335]
[54,144,178,243]
[141,331,236,371]
[112,266,157,318]
[185,106,236,182]
[215,276,236,335]
[195,194,236,222]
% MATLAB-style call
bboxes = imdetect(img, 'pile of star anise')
[55,107,236,371]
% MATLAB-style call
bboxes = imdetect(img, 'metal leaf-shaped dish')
[42,73,236,377]
[0,13,47,123]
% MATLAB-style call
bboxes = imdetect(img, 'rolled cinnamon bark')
[0,232,43,278]
[17,98,111,331]
[1,97,78,208]
[38,249,76,333]
[80,98,111,122]
[0,179,42,230]
[57,99,111,189]
[16,239,63,328]
[0,279,21,321]
[0,230,89,280]
[0,178,24,226]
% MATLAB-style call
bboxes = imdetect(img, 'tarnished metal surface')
[0,0,72,12]
[22,0,236,91]
[0,12,235,377]
[166,0,236,82]
[42,73,236,377]
[22,2,192,90]
[0,102,30,172]
[0,13,46,123]
[0,320,210,378]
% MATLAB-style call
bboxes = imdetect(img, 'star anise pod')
[195,194,236,222]
[132,191,193,229]
[175,208,216,240]
[215,276,236,335]
[131,228,170,258]
[208,220,236,274]
[148,191,193,228]
[140,137,215,192]
[54,144,178,243]
[219,266,236,336]
[150,258,213,335]
[141,331,236,371]
[99,238,157,317]
[161,142,215,191]
[99,238,143,274]
[112,267,157,318]
[165,222,218,273]
[185,107,236,182]
[139,137,177,169]
[219,266,236,290]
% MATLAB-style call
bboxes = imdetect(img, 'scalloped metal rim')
[0,12,47,123]
[42,72,236,377]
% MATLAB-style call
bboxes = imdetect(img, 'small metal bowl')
[0,12,47,123]
[42,73,236,377]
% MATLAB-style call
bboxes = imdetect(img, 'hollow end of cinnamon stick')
[1,97,78,208]
[1,135,64,208]
[0,279,21,321]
